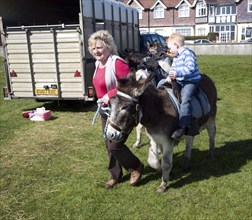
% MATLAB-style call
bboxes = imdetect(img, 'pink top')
[93,59,130,99]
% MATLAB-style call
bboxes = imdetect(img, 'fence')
[186,43,252,55]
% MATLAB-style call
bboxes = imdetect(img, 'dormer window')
[216,5,236,15]
[179,3,189,17]
[154,3,164,18]
[196,1,207,17]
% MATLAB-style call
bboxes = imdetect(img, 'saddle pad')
[191,89,211,118]
[165,88,211,119]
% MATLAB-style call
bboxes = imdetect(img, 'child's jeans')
[176,80,198,128]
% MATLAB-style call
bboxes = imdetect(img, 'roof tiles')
[121,0,239,8]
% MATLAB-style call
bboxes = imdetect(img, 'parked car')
[194,39,212,44]
[241,38,252,43]
[140,32,168,54]
[185,40,195,44]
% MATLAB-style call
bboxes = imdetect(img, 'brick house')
[121,0,252,42]
[237,0,252,41]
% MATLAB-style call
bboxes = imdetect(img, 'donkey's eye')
[120,105,129,111]
[121,105,136,114]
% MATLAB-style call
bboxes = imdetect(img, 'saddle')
[163,82,211,136]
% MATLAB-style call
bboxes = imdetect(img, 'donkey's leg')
[206,116,216,158]
[132,123,144,148]
[147,132,161,171]
[157,139,174,193]
[183,136,194,171]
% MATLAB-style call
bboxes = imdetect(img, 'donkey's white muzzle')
[105,124,123,142]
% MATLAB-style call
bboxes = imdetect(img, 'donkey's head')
[105,69,155,142]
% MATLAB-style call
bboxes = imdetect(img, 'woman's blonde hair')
[168,32,185,46]
[88,30,118,56]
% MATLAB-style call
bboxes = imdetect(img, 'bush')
[208,32,219,42]
[185,36,208,41]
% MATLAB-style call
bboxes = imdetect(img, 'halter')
[105,91,141,141]
[116,90,140,125]
[117,91,138,102]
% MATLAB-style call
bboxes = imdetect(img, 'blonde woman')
[88,30,144,189]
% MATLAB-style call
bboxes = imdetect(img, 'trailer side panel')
[5,26,87,100]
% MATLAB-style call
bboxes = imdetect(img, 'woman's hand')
[101,94,109,105]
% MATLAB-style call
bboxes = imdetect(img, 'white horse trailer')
[0,0,139,101]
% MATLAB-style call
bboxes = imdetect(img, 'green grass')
[0,55,252,220]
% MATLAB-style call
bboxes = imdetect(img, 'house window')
[241,27,252,40]
[198,28,206,36]
[154,4,164,18]
[248,0,252,12]
[221,7,227,15]
[175,28,191,36]
[241,28,245,40]
[136,6,142,19]
[217,5,236,15]
[246,27,252,37]
[215,25,235,42]
[209,26,215,32]
[179,3,189,17]
[196,1,207,17]
[209,6,215,16]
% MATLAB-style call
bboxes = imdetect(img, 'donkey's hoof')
[156,185,167,193]
[132,142,141,148]
[156,182,167,193]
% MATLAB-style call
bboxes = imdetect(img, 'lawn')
[0,55,251,220]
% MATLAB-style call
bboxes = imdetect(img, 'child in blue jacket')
[165,32,201,140]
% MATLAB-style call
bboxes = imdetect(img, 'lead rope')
[92,99,110,139]
[92,99,110,125]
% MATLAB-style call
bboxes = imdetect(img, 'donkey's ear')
[118,68,136,85]
[132,74,153,97]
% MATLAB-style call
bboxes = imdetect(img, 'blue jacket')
[171,48,201,83]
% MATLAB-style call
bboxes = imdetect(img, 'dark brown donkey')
[105,69,217,193]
